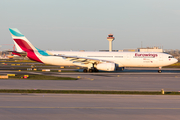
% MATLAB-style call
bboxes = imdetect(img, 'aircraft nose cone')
[174,58,178,64]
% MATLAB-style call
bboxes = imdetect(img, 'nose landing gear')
[158,67,162,73]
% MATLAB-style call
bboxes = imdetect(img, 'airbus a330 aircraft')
[9,28,178,73]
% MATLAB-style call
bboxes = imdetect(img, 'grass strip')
[8,74,77,80]
[0,89,180,95]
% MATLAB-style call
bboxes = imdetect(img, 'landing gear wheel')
[94,68,99,72]
[89,69,93,73]
[83,69,88,73]
[121,67,124,71]
[158,67,162,73]
[95,69,99,72]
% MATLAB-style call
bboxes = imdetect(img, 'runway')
[0,93,180,120]
[0,68,180,91]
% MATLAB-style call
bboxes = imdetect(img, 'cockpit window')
[168,56,174,58]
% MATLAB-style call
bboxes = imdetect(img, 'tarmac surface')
[0,68,180,91]
[1,68,180,120]
[0,93,180,120]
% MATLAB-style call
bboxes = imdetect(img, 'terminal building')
[138,47,163,52]
[100,47,163,53]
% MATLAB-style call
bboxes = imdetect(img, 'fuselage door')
[159,54,163,61]
[126,54,130,60]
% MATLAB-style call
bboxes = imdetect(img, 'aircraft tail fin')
[9,28,37,52]
[9,28,43,62]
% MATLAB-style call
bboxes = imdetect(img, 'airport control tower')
[107,34,115,52]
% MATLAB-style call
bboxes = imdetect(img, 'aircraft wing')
[54,54,114,64]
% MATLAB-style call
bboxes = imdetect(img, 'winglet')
[9,28,24,37]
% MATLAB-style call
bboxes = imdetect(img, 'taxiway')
[0,68,180,91]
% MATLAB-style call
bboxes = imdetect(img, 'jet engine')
[96,63,116,71]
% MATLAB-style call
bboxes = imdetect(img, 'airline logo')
[134,53,158,58]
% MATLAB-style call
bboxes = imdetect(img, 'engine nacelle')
[96,63,116,71]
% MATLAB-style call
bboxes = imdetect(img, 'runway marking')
[1,106,180,110]
[78,76,94,80]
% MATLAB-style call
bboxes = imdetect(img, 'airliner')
[9,28,178,73]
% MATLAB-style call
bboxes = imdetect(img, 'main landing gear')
[83,68,99,73]
[83,69,88,73]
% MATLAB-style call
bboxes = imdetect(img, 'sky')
[0,0,180,51]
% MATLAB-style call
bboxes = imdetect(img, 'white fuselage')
[38,51,177,68]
